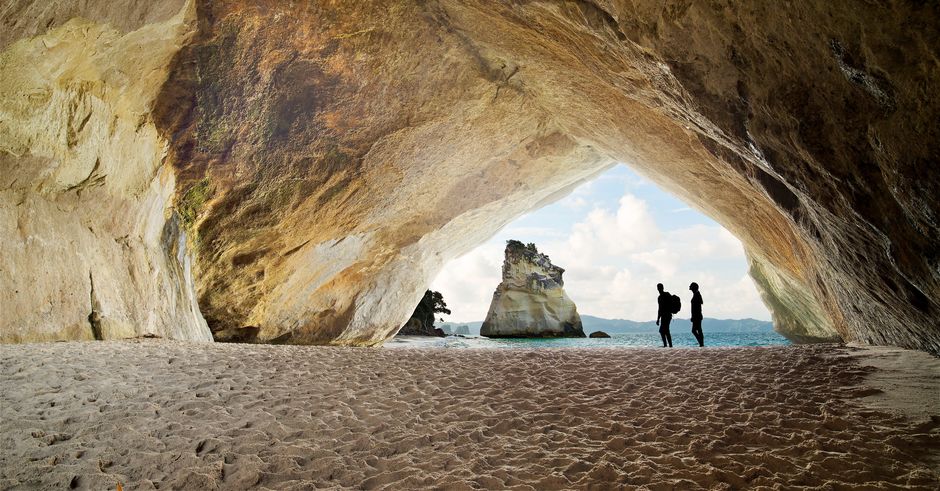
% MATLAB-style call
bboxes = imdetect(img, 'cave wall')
[0,0,211,342]
[604,0,940,350]
[1,1,937,352]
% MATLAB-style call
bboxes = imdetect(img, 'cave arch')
[2,1,937,353]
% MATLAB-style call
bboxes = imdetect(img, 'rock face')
[397,290,449,336]
[439,324,472,336]
[481,241,584,338]
[398,318,444,337]
[0,0,211,343]
[1,1,939,353]
[398,318,443,337]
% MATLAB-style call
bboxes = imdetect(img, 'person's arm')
[656,298,661,325]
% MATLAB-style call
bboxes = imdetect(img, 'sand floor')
[1,342,938,490]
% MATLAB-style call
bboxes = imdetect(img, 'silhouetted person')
[655,283,673,347]
[690,282,704,347]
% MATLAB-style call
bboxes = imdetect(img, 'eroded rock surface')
[0,0,210,342]
[1,1,938,352]
[481,241,584,338]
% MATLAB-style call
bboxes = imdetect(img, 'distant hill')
[437,321,484,336]
[580,315,774,334]
[437,316,773,336]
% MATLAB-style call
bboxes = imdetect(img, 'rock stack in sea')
[439,324,472,336]
[398,290,448,337]
[481,241,584,338]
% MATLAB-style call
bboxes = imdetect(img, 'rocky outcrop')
[2,1,939,353]
[0,0,211,343]
[439,324,472,336]
[398,318,445,337]
[589,331,611,339]
[397,290,449,336]
[481,241,584,338]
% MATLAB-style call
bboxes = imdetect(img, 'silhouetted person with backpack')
[655,283,674,347]
[689,282,704,347]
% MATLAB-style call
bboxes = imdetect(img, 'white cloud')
[429,242,503,322]
[698,274,769,319]
[662,225,745,260]
[559,196,588,210]
[631,249,680,278]
[565,194,661,262]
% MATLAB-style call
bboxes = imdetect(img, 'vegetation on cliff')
[399,290,452,336]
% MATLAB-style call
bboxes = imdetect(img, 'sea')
[386,331,791,349]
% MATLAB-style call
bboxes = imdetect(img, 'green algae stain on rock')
[178,177,214,230]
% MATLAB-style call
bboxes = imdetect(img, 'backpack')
[670,294,681,314]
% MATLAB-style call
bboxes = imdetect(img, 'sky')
[430,164,773,323]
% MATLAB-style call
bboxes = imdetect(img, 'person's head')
[689,282,699,292]
[656,283,664,293]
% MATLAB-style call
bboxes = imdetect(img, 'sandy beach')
[1,342,938,490]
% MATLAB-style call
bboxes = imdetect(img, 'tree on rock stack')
[399,290,451,336]
[481,240,585,338]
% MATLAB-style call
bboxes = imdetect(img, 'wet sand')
[1,341,938,490]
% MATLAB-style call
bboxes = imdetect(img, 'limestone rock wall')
[0,1,211,342]
[1,1,938,353]
[481,242,584,338]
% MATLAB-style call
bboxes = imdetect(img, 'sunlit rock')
[0,0,210,342]
[481,241,584,338]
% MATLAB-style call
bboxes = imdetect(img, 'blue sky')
[431,164,772,323]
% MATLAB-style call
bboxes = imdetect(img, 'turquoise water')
[388,331,791,349]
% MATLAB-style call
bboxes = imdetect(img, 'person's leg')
[659,328,668,347]
[692,319,704,346]
[663,317,673,347]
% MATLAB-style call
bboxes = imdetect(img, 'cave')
[1,0,938,354]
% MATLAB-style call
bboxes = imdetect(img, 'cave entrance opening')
[429,164,772,339]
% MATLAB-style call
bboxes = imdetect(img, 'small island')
[480,240,585,338]
[398,290,450,337]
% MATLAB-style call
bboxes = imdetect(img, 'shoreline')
[385,331,791,350]
[1,341,938,489]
